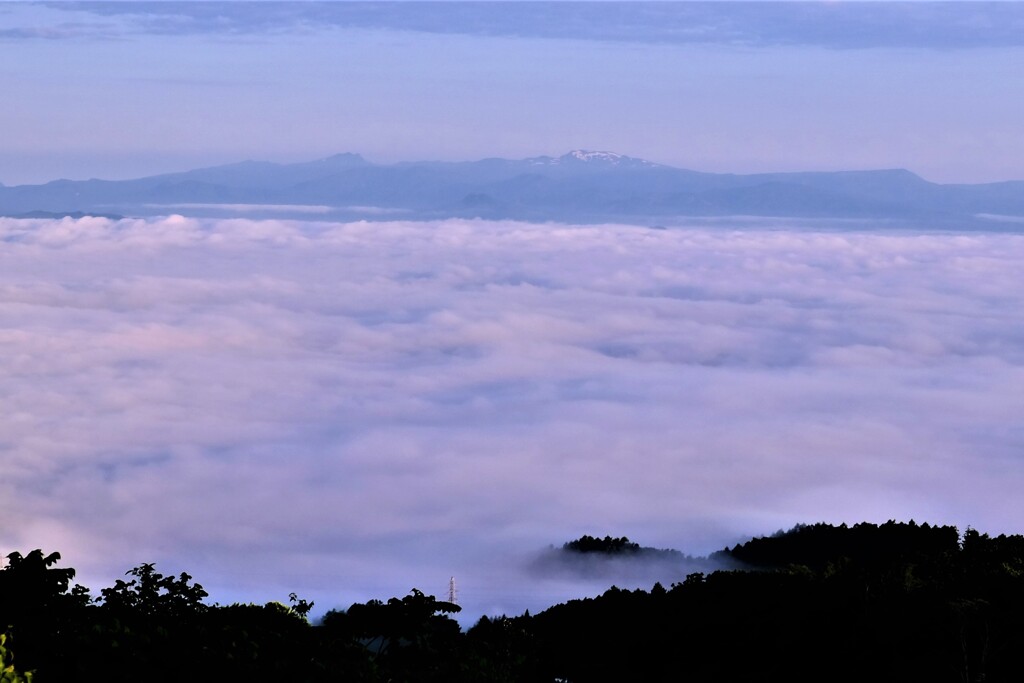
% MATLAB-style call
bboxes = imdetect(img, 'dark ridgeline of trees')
[713,519,963,570]
[559,535,690,562]
[563,535,642,554]
[3,521,1024,681]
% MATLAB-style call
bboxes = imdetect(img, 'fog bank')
[1,216,1021,620]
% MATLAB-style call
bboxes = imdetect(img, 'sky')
[2,2,1024,623]
[1,2,1024,185]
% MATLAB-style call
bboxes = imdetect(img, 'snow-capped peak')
[524,150,661,168]
[565,150,624,163]
[548,150,660,167]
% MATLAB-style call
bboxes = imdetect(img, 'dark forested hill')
[527,522,1024,682]
[3,521,1024,682]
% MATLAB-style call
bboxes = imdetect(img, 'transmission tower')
[448,576,458,606]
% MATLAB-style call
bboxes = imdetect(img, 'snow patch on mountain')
[526,150,661,168]
[565,150,624,163]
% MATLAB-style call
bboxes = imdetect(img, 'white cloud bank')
[1,216,1022,620]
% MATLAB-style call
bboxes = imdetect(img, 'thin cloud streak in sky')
[0,216,1022,619]
[25,2,1024,50]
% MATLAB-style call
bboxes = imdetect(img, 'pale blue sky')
[2,2,1023,185]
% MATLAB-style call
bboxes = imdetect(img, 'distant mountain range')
[3,150,1023,227]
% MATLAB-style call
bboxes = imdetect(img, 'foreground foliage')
[3,521,1024,681]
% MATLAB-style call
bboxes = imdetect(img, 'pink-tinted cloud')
[0,216,1021,620]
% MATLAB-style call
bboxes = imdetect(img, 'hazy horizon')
[5,147,1024,189]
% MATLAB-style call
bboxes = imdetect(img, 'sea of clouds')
[1,215,1021,621]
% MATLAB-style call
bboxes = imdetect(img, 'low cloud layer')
[1,216,1022,620]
